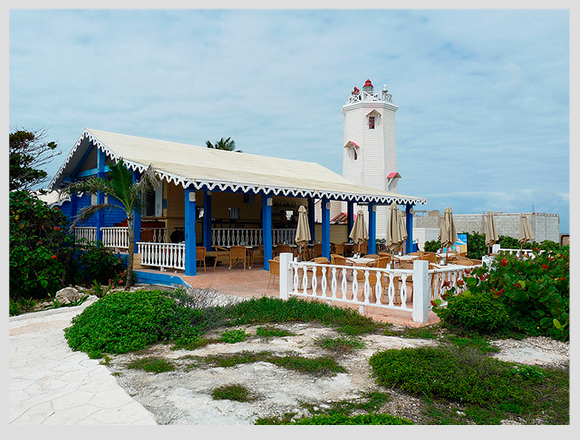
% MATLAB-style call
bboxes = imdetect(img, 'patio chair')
[267,259,280,289]
[229,245,248,270]
[212,246,231,268]
[311,243,322,259]
[276,244,294,257]
[196,246,207,272]
[332,242,345,256]
[251,245,264,266]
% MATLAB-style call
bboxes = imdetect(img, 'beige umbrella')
[349,209,368,254]
[295,205,311,260]
[518,213,535,247]
[439,207,458,264]
[485,211,499,253]
[386,203,403,252]
[398,210,408,252]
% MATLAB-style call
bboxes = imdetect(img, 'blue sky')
[9,8,571,233]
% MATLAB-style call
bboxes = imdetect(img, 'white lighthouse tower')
[341,79,400,239]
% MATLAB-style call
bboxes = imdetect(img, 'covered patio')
[50,128,427,275]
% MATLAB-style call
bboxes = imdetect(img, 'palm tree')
[66,159,160,289]
[206,137,241,152]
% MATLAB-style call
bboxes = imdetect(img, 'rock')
[55,287,81,304]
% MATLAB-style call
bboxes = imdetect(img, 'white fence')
[212,228,297,247]
[74,227,97,243]
[278,253,478,323]
[137,242,185,271]
[74,226,166,250]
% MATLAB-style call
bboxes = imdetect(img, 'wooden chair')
[311,243,322,259]
[420,253,438,264]
[332,243,345,256]
[213,246,230,268]
[374,256,391,268]
[267,259,280,289]
[229,245,249,270]
[276,244,294,257]
[251,245,264,266]
[196,246,207,272]
[365,254,379,260]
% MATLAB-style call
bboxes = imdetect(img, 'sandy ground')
[104,319,570,425]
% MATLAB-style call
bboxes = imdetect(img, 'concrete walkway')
[9,298,157,425]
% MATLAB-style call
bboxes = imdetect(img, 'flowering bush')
[434,246,569,341]
[9,191,76,300]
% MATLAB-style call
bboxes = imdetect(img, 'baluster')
[363,270,371,304]
[341,268,348,300]
[321,266,327,297]
[387,273,395,306]
[352,269,359,302]
[330,267,337,300]
[400,274,408,307]
[311,266,318,296]
[375,272,382,305]
[301,264,308,295]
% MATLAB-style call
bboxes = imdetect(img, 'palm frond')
[70,203,126,229]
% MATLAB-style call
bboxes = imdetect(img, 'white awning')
[50,129,428,206]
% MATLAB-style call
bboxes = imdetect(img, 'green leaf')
[553,319,561,329]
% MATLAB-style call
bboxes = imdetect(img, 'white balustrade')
[137,242,185,271]
[74,227,97,243]
[211,228,296,247]
[101,227,129,249]
[279,256,482,322]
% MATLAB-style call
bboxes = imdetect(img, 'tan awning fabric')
[485,211,499,247]
[349,209,369,244]
[519,213,535,245]
[386,203,404,252]
[295,205,311,247]
[50,129,428,206]
[439,206,458,249]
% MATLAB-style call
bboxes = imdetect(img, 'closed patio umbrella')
[518,213,534,248]
[295,205,311,260]
[398,210,408,251]
[386,203,403,253]
[485,211,499,254]
[349,209,368,255]
[439,207,458,264]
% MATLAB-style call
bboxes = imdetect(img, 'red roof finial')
[364,79,373,88]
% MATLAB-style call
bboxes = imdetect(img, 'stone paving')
[8,298,157,425]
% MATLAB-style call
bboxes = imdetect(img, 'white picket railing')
[137,242,185,271]
[101,227,129,249]
[278,253,480,323]
[74,227,97,243]
[211,228,297,247]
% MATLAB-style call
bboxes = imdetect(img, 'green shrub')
[9,191,76,300]
[289,413,413,425]
[211,384,255,402]
[220,329,248,343]
[74,242,126,286]
[424,239,441,253]
[64,289,194,357]
[255,326,295,338]
[127,357,176,373]
[315,335,365,352]
[223,297,379,334]
[436,289,510,334]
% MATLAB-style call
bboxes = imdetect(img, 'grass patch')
[193,350,345,376]
[126,356,176,374]
[287,413,413,425]
[369,345,569,424]
[255,326,295,338]
[314,335,365,353]
[211,384,255,402]
[383,324,440,339]
[219,329,248,343]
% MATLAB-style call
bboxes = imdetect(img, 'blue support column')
[132,171,142,253]
[262,195,273,270]
[203,190,212,250]
[96,148,106,242]
[368,202,376,255]
[307,198,315,243]
[184,188,197,276]
[321,197,330,259]
[347,200,354,237]
[406,204,414,254]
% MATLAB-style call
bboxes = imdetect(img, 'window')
[369,116,375,130]
[143,185,163,217]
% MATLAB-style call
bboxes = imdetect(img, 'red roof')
[364,79,373,88]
